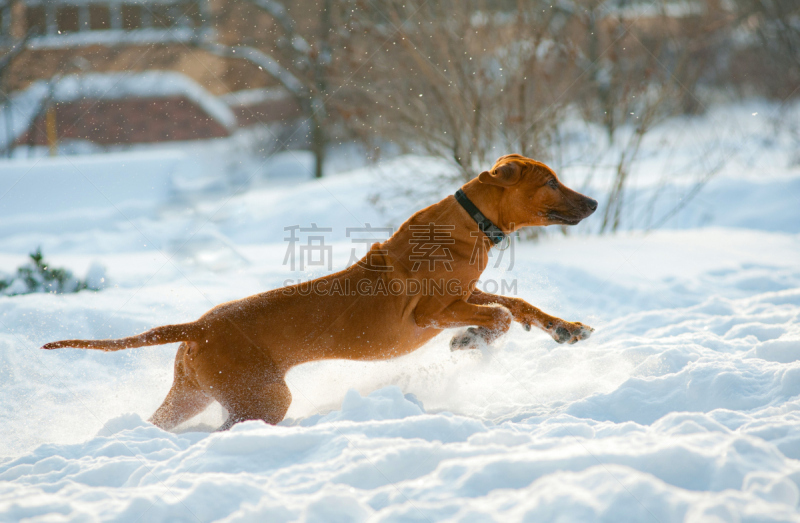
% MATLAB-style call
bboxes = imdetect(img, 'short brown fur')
[42,155,598,430]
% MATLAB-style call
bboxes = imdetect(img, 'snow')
[0,150,177,219]
[220,87,294,107]
[27,27,209,50]
[1,101,800,521]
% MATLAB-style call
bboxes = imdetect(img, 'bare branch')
[197,41,308,98]
[246,0,311,58]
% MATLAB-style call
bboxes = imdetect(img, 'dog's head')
[478,154,597,228]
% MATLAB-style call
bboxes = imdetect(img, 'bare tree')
[351,0,740,235]
[733,0,800,78]
[1,0,35,158]
[346,0,574,182]
[563,0,733,233]
[200,0,350,178]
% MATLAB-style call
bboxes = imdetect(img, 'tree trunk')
[310,0,332,179]
[311,116,324,179]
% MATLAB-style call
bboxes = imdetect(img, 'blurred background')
[0,0,798,242]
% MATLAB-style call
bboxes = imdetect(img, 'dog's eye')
[547,179,558,188]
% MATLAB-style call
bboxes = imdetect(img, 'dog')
[42,154,598,431]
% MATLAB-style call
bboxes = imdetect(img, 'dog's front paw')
[550,321,594,344]
[450,327,488,351]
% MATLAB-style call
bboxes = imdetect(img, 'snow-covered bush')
[0,248,106,296]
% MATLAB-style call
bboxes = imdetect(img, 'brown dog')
[42,154,597,431]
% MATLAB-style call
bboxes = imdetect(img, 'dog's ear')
[479,162,522,187]
[495,153,525,163]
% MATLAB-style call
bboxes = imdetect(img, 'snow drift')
[1,102,800,521]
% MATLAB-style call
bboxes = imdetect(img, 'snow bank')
[2,225,799,521]
[3,377,800,521]
[1,101,800,521]
[0,150,177,220]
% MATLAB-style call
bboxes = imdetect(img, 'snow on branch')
[199,41,307,98]
[247,0,311,56]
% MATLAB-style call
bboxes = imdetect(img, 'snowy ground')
[1,102,800,521]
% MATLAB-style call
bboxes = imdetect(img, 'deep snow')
[1,102,800,522]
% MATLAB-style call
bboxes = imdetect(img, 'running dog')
[42,154,598,430]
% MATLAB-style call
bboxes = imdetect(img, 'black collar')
[454,189,506,246]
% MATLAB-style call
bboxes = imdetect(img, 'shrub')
[0,248,106,296]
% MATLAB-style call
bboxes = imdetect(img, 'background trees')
[337,0,788,233]
[203,0,355,178]
[2,0,796,226]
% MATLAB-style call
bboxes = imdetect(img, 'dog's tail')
[40,322,204,352]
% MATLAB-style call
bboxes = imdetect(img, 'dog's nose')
[586,198,598,212]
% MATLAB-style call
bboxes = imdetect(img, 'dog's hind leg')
[149,342,213,431]
[216,377,292,431]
